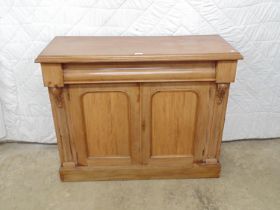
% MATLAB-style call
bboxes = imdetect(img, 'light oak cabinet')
[36,36,242,181]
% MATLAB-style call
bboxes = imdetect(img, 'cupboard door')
[66,84,140,166]
[141,82,215,167]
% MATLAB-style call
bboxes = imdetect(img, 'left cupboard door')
[66,83,141,167]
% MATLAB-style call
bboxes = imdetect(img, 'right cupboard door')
[141,82,215,167]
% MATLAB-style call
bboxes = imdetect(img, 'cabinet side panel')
[82,92,130,157]
[151,91,197,156]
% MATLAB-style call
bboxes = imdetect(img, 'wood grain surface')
[35,35,242,63]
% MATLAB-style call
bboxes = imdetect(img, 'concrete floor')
[0,139,279,210]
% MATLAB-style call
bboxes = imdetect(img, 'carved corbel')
[216,84,228,104]
[52,87,63,108]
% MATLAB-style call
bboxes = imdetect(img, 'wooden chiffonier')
[35,35,242,181]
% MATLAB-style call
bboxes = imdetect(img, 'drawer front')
[65,83,140,166]
[63,62,215,84]
[141,82,216,166]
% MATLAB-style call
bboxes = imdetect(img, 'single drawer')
[63,62,216,84]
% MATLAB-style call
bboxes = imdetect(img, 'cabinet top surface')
[35,35,242,63]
